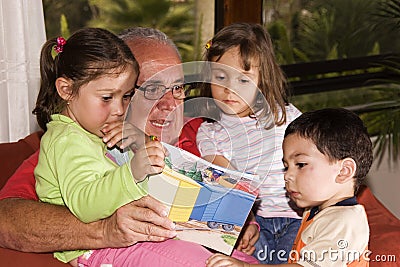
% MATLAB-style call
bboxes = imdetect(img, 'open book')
[148,143,261,255]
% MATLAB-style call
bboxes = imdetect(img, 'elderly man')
[121,28,185,146]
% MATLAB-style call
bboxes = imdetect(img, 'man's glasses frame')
[135,83,191,100]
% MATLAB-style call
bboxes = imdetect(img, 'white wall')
[366,145,400,219]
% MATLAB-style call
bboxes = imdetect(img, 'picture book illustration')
[148,143,261,255]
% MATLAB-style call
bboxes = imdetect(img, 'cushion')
[357,185,400,267]
[0,131,42,189]
[0,131,67,266]
[0,248,66,267]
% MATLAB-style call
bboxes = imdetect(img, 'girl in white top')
[196,23,303,264]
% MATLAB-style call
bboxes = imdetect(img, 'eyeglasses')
[135,83,189,100]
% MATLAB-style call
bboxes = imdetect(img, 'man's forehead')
[127,39,179,63]
[140,60,183,81]
[127,39,182,83]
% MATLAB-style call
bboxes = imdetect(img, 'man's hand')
[101,195,177,248]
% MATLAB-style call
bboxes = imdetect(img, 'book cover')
[148,143,261,255]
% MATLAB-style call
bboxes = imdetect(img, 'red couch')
[0,131,399,266]
[0,131,66,267]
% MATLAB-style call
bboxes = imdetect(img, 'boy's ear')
[336,158,356,184]
[55,77,73,101]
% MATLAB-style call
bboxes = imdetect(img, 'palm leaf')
[355,53,400,166]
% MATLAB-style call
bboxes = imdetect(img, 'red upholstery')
[357,186,400,267]
[0,131,399,266]
[0,248,66,267]
[0,131,67,266]
[0,131,43,189]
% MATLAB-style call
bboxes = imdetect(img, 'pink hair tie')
[54,37,66,53]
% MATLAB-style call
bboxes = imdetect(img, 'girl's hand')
[236,222,259,255]
[102,121,147,151]
[206,253,249,267]
[102,121,124,148]
[130,140,165,182]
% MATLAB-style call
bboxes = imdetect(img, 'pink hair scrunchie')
[54,37,66,53]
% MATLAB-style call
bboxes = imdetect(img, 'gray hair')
[118,27,181,59]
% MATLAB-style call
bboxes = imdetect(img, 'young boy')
[206,108,372,267]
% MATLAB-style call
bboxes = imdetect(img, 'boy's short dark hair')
[284,108,373,192]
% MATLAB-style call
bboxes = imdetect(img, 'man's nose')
[157,90,177,111]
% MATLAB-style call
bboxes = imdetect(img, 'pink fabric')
[79,239,210,267]
[231,249,259,264]
[78,239,259,267]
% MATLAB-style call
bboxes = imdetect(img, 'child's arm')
[236,211,259,255]
[206,253,301,267]
[101,120,166,181]
[36,131,164,223]
[203,154,236,170]
[130,140,165,182]
[197,121,236,170]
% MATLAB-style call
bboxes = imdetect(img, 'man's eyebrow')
[145,78,184,84]
[175,77,185,83]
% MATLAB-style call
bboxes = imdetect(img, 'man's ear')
[336,158,356,184]
[55,77,73,101]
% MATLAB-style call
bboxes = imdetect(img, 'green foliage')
[87,0,195,61]
[376,0,400,29]
[267,21,295,64]
[42,0,92,38]
[360,55,400,166]
[295,0,381,61]
[361,1,400,166]
[43,0,195,61]
[267,0,400,63]
[60,14,71,38]
[269,0,400,166]
[360,102,400,167]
